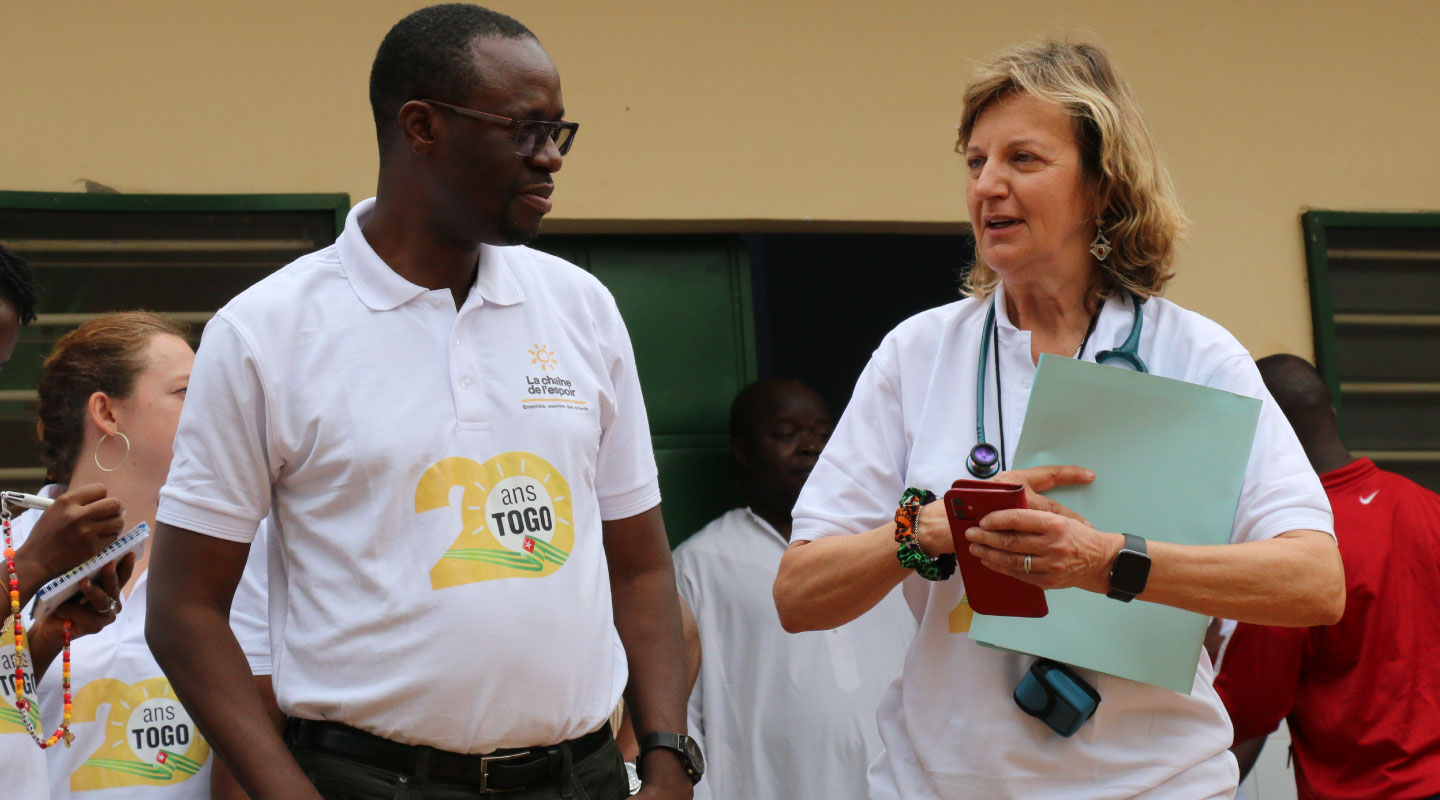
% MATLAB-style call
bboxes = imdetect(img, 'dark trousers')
[288,727,630,800]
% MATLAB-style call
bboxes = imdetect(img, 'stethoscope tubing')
[968,293,1147,478]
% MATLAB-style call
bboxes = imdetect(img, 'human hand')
[14,484,125,585]
[962,509,1123,593]
[34,555,132,640]
[995,465,1094,525]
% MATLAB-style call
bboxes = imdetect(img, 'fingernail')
[966,527,981,541]
[1084,470,1095,479]
[969,544,982,556]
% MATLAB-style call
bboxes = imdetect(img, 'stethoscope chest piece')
[967,442,1001,479]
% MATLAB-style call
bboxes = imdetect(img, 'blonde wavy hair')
[956,40,1188,302]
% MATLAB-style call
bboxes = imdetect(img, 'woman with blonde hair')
[774,41,1342,798]
[10,312,219,799]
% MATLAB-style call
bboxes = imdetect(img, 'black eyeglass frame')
[418,98,578,157]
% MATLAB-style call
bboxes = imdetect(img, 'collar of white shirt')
[338,197,528,312]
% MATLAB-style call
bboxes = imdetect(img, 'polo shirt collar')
[339,198,527,311]
[991,282,1134,345]
[472,244,527,307]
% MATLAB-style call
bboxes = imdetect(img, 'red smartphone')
[944,479,1049,618]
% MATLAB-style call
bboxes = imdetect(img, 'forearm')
[773,524,908,632]
[27,621,65,684]
[614,562,689,738]
[1138,531,1343,626]
[149,606,316,799]
[211,676,286,800]
[12,549,51,611]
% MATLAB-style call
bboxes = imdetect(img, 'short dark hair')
[369,3,537,148]
[0,243,40,324]
[729,378,817,444]
[1255,354,1334,433]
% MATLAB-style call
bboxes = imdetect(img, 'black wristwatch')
[1107,533,1150,602]
[638,732,705,785]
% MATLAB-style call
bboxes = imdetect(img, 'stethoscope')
[966,292,1149,478]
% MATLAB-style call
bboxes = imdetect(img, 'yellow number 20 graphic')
[417,452,575,590]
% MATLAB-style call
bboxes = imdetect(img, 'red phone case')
[944,479,1049,618]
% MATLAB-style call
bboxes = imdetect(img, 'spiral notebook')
[31,522,149,620]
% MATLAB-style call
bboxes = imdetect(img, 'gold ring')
[1023,555,1032,574]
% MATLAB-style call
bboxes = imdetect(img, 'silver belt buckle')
[479,750,531,793]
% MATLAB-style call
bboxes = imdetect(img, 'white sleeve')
[227,522,272,676]
[1205,354,1334,543]
[157,314,279,543]
[593,305,662,521]
[791,345,911,542]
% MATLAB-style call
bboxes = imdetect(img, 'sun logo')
[529,344,557,371]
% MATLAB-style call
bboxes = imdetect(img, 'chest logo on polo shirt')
[521,344,590,412]
[0,632,42,735]
[529,343,558,371]
[417,452,576,589]
[68,676,209,789]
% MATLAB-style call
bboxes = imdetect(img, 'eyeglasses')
[419,99,578,157]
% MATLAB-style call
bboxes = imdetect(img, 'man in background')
[1215,354,1440,799]
[674,378,914,800]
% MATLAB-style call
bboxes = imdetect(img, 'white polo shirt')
[791,285,1333,799]
[157,198,661,754]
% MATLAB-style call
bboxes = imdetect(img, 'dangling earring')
[1089,218,1112,262]
[93,432,130,473]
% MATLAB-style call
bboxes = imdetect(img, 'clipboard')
[967,356,1260,693]
[31,522,149,620]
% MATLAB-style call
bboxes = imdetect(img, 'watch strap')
[1106,533,1150,602]
[639,731,702,784]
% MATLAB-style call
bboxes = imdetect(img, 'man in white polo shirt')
[144,6,698,799]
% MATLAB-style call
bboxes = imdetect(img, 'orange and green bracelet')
[894,488,955,581]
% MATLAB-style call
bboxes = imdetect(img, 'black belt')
[286,718,612,793]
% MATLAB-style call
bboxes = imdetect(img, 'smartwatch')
[638,732,705,785]
[1106,533,1150,602]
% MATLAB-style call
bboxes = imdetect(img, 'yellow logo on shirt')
[528,343,558,371]
[0,631,42,734]
[418,452,575,589]
[68,676,208,789]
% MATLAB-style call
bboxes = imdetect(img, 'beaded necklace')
[2,497,74,749]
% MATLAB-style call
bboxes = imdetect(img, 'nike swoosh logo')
[1360,491,1379,505]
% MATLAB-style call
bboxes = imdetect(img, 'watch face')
[684,737,706,775]
[1112,549,1151,593]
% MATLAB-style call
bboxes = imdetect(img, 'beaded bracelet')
[894,487,956,581]
[3,502,74,749]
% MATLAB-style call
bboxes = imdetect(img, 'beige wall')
[4,1,1437,356]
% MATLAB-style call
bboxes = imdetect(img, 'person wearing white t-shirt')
[145,6,696,800]
[7,312,195,799]
[773,41,1343,799]
[676,379,914,800]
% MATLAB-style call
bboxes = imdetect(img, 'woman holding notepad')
[5,312,217,799]
[774,41,1344,799]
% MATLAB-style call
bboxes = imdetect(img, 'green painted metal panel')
[533,234,756,545]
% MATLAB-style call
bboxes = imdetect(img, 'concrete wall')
[3,0,1437,356]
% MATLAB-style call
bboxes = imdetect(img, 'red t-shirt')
[1215,458,1440,800]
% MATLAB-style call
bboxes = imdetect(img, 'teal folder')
[967,355,1261,693]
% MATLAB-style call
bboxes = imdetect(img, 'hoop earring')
[1089,220,1112,262]
[94,432,130,473]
